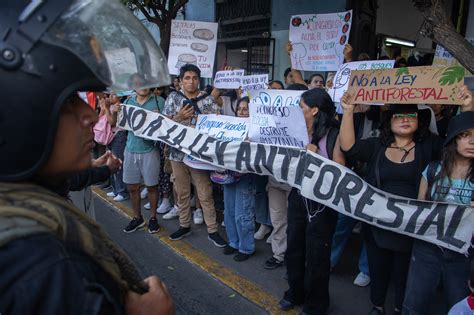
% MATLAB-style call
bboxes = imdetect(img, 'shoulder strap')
[426,160,440,187]
[326,127,339,161]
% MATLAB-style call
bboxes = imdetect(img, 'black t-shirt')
[379,153,418,199]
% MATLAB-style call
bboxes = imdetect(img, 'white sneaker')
[163,206,179,220]
[221,221,226,227]
[254,224,271,240]
[144,202,151,210]
[193,208,204,225]
[113,194,129,202]
[106,191,116,198]
[157,198,171,214]
[140,188,148,199]
[353,272,370,287]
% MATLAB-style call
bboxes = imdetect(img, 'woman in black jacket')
[279,88,345,315]
[339,93,442,315]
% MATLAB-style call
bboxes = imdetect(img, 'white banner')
[242,74,269,93]
[327,60,395,103]
[213,70,245,89]
[117,105,474,254]
[184,114,249,171]
[289,10,353,72]
[248,89,302,107]
[167,20,218,78]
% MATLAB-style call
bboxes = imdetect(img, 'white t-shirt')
[221,96,238,116]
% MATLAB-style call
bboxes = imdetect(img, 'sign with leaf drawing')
[347,66,465,105]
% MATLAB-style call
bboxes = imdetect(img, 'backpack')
[425,160,441,201]
[93,115,115,145]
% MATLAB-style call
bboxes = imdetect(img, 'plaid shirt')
[163,91,221,161]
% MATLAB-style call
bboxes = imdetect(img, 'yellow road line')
[92,187,296,315]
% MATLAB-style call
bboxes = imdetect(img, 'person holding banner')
[280,88,345,314]
[339,86,473,315]
[403,110,474,314]
[163,64,227,247]
[221,97,259,261]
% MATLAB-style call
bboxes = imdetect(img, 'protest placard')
[347,66,465,105]
[118,105,474,254]
[213,70,245,89]
[248,89,308,148]
[167,20,218,78]
[248,89,302,107]
[183,114,249,170]
[242,74,269,93]
[289,10,353,72]
[327,60,395,103]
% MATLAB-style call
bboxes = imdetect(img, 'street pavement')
[71,188,445,315]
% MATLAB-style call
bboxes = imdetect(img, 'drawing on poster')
[193,29,214,41]
[191,43,208,52]
[175,53,198,70]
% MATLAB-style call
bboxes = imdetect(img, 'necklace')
[300,192,325,222]
[389,141,415,162]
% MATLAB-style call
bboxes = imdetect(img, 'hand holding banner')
[347,66,465,105]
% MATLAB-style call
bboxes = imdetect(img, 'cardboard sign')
[347,66,465,105]
[289,10,353,72]
[167,20,218,78]
[327,60,395,103]
[248,89,303,107]
[242,74,269,93]
[118,105,474,254]
[213,70,245,89]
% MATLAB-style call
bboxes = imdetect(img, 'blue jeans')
[402,240,470,315]
[223,174,257,254]
[108,131,128,197]
[330,213,369,275]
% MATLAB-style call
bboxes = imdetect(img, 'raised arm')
[339,92,356,151]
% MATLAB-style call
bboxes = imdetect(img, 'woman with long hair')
[403,110,474,314]
[339,85,472,315]
[279,88,344,314]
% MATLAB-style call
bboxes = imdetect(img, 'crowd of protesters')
[89,42,474,315]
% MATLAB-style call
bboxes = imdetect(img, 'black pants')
[284,189,338,315]
[365,226,411,310]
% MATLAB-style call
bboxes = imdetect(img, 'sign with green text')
[347,66,465,105]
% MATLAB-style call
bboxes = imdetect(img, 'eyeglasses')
[392,112,418,120]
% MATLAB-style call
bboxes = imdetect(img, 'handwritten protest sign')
[184,114,249,170]
[328,60,395,103]
[242,74,269,93]
[213,70,245,89]
[347,66,465,105]
[248,89,308,148]
[196,114,249,141]
[289,10,353,72]
[168,20,218,78]
[118,105,474,254]
[249,89,302,107]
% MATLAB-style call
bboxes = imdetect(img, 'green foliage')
[396,67,409,76]
[438,66,465,86]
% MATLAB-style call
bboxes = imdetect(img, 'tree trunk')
[415,0,474,73]
[160,22,172,56]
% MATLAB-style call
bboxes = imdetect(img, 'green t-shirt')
[124,95,160,153]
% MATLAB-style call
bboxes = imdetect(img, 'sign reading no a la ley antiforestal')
[347,66,465,105]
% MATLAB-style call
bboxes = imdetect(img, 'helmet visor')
[42,0,170,91]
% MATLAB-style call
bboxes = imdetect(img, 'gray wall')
[185,0,215,22]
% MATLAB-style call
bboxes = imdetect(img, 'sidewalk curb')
[92,187,296,315]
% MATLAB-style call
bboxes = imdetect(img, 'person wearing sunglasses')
[339,86,473,315]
